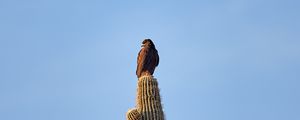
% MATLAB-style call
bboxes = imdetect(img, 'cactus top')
[127,75,165,120]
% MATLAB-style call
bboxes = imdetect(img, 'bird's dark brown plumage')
[136,39,159,78]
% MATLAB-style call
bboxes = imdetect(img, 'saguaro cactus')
[126,75,165,120]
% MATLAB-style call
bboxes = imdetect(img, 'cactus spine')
[127,75,165,120]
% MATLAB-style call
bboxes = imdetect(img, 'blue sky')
[0,0,299,120]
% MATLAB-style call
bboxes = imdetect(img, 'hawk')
[136,39,159,78]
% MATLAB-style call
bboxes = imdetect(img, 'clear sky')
[0,0,299,120]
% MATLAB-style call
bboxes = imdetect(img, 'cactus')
[126,75,165,120]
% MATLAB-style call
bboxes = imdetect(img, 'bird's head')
[141,39,155,48]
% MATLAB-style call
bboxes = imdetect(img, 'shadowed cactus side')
[127,75,165,120]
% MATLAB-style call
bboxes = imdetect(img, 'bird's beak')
[141,44,145,47]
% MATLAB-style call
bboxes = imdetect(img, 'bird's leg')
[141,71,151,77]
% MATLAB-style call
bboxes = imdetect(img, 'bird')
[136,39,159,78]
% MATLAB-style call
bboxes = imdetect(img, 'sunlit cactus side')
[127,75,165,120]
[126,109,141,120]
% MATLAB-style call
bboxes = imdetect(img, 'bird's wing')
[136,48,148,77]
